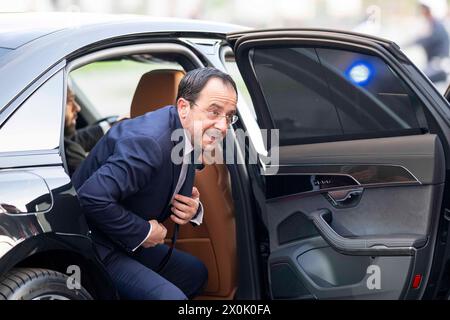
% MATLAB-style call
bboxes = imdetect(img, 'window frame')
[65,42,204,124]
[62,42,205,174]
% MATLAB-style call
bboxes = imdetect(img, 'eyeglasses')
[190,101,238,125]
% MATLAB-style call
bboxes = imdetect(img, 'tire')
[0,268,92,300]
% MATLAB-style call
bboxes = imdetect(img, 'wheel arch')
[0,232,118,299]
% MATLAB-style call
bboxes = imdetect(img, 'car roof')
[0,13,117,49]
[0,12,244,49]
[0,12,246,111]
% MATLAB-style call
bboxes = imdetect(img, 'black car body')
[1,12,450,300]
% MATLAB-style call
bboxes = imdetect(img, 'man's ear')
[176,98,190,119]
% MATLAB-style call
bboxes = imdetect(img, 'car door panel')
[265,185,444,299]
[267,137,444,297]
[228,29,449,299]
[263,136,444,299]
[266,180,444,286]
[276,134,444,184]
[270,239,413,299]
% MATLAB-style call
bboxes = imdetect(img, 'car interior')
[65,52,239,300]
[64,39,450,300]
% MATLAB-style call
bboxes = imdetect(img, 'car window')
[0,70,63,153]
[250,46,428,145]
[70,59,183,119]
[0,48,11,59]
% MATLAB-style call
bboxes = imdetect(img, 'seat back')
[130,69,185,117]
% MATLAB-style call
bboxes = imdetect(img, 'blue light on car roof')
[345,61,374,86]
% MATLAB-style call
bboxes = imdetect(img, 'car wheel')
[0,268,92,300]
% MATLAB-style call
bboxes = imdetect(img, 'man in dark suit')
[64,88,117,176]
[412,2,450,83]
[72,67,238,300]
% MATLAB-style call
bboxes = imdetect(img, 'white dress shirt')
[98,120,111,134]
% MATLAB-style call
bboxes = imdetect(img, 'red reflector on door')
[412,275,422,289]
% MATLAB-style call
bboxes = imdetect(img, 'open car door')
[227,29,450,299]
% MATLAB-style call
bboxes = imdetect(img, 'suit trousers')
[103,244,208,300]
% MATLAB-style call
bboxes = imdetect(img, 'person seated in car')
[64,88,127,176]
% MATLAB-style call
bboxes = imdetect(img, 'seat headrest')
[130,69,186,118]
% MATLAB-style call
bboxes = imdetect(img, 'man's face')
[178,78,237,154]
[65,89,81,136]
[420,5,432,19]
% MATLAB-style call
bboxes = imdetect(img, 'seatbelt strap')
[156,223,179,273]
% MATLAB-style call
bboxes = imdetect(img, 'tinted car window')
[251,46,428,145]
[0,71,63,152]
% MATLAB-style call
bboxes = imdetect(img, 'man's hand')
[141,219,167,248]
[170,187,200,225]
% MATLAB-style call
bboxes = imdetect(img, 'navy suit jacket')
[72,106,185,261]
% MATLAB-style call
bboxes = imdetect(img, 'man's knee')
[115,271,188,300]
[186,256,208,298]
[188,255,208,282]
[198,260,208,286]
[146,282,187,300]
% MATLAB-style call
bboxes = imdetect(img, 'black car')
[2,12,450,300]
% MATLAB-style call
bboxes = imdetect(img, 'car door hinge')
[259,243,270,257]
[444,208,450,222]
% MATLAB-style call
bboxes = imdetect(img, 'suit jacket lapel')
[160,106,184,221]
[170,106,184,203]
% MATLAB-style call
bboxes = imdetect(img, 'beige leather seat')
[129,69,238,299]
[130,69,185,118]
